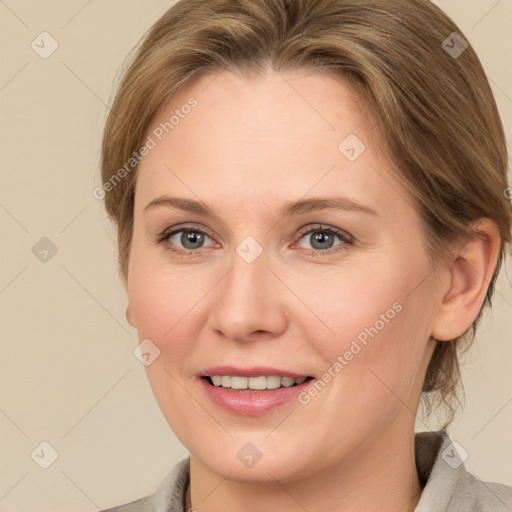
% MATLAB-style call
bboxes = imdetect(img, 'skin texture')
[125,67,500,512]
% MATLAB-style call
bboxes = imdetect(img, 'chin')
[190,441,317,485]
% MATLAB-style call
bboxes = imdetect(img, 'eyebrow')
[144,195,379,218]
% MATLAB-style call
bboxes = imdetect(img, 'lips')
[197,365,316,415]
[199,373,316,415]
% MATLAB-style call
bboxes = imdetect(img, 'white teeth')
[266,376,282,389]
[209,375,309,390]
[230,376,248,389]
[248,376,267,390]
[281,377,296,387]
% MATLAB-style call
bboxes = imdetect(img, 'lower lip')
[199,377,314,416]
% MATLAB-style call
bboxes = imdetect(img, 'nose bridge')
[209,241,286,340]
[221,244,271,316]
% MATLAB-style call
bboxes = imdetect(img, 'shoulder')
[415,431,512,511]
[457,472,512,511]
[100,495,154,512]
[98,457,190,512]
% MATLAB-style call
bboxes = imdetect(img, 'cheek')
[292,263,408,352]
[127,249,217,371]
[127,258,213,435]
[128,242,200,335]
[294,258,433,397]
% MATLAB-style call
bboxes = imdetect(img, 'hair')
[100,0,511,428]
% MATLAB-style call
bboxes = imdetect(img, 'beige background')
[0,1,511,510]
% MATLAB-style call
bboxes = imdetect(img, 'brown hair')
[100,0,511,427]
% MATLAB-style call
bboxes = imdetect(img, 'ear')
[431,218,501,341]
[126,304,136,328]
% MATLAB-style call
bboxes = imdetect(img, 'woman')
[98,0,512,510]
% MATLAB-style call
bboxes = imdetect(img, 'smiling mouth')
[203,375,315,392]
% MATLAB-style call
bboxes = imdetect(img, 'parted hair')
[100,0,511,427]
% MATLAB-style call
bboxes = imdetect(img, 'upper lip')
[200,366,311,379]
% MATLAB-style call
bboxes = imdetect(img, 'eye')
[157,225,216,255]
[295,224,354,254]
[156,223,354,256]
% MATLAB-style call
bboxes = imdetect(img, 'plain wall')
[0,0,511,510]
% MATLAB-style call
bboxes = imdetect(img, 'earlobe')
[126,304,136,328]
[431,218,501,342]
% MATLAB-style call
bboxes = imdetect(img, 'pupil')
[312,231,333,250]
[182,231,204,249]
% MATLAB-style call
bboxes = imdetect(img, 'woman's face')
[126,67,443,482]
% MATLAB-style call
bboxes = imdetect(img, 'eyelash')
[156,223,354,257]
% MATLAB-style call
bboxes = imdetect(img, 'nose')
[207,247,288,343]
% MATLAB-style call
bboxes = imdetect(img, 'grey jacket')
[100,431,512,511]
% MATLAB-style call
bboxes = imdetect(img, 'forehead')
[135,68,411,219]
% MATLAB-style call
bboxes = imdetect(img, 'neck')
[186,420,422,512]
